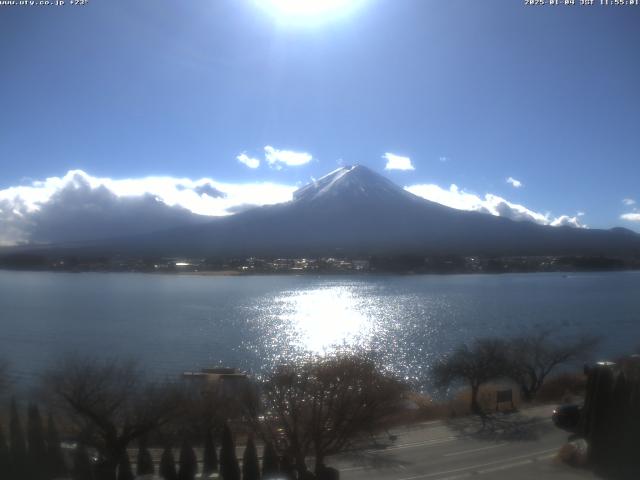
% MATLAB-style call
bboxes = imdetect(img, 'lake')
[1,270,639,389]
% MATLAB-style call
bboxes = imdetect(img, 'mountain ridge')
[3,165,640,259]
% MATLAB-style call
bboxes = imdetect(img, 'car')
[552,404,582,432]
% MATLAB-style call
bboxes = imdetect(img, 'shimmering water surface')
[1,270,639,386]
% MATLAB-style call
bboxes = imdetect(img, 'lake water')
[1,270,639,388]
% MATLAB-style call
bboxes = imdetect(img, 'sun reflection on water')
[279,286,374,353]
[243,280,452,386]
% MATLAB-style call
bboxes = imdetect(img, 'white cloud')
[0,168,593,246]
[550,214,585,228]
[0,197,32,246]
[506,177,523,188]
[405,184,491,214]
[264,145,312,168]
[405,183,586,228]
[0,170,296,246]
[383,153,415,171]
[623,198,636,206]
[236,153,261,169]
[621,213,640,222]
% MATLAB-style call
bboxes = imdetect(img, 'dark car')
[552,404,582,432]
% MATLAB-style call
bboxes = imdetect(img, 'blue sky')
[1,0,639,244]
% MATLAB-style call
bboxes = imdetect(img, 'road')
[330,405,598,480]
[126,405,597,479]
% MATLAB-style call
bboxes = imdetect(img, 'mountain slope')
[101,165,640,258]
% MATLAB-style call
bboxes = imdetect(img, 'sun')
[257,0,367,24]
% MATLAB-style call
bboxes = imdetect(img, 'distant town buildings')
[1,252,637,274]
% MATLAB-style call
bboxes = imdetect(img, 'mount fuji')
[97,165,640,258]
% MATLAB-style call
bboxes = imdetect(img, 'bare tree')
[44,356,184,480]
[432,338,509,414]
[178,376,257,445]
[257,353,406,477]
[505,331,598,401]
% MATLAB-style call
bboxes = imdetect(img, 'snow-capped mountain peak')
[292,164,419,205]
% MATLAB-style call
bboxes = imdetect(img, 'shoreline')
[1,266,639,276]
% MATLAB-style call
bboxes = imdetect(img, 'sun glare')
[280,287,374,352]
[257,0,367,24]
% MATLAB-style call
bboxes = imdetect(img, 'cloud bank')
[0,170,296,246]
[383,153,415,171]
[405,183,585,228]
[0,169,590,247]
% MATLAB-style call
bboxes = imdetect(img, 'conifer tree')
[608,372,630,469]
[159,446,178,480]
[261,442,279,480]
[27,404,47,480]
[9,398,28,479]
[316,465,340,480]
[136,436,155,476]
[116,452,134,480]
[586,366,614,466]
[219,424,240,480]
[242,435,260,480]
[46,413,68,479]
[72,444,94,480]
[279,455,296,480]
[178,439,197,480]
[628,380,640,475]
[202,429,218,476]
[0,422,10,480]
